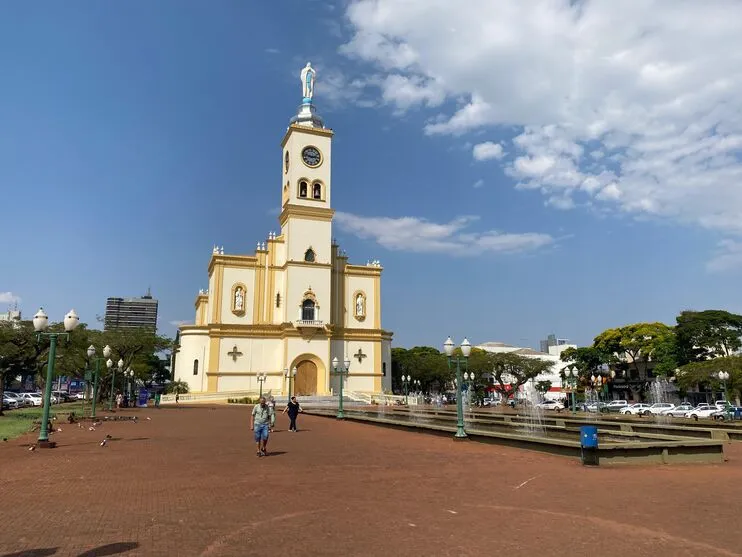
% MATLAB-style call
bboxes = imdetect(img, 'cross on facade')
[227,345,243,362]
[354,348,367,364]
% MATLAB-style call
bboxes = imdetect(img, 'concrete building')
[0,308,21,324]
[104,291,159,331]
[172,64,393,396]
[539,333,571,354]
[477,340,577,400]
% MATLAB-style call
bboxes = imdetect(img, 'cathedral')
[173,64,393,396]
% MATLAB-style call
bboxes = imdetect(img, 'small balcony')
[295,319,325,331]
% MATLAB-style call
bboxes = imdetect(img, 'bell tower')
[278,63,335,327]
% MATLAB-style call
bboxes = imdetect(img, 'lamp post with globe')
[86,344,112,419]
[401,374,411,405]
[443,336,472,439]
[718,371,731,421]
[257,372,267,398]
[285,366,297,400]
[109,358,124,411]
[32,308,80,448]
[332,356,351,419]
[564,366,578,415]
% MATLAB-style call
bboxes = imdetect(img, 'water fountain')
[521,381,545,436]
[584,389,600,423]
[648,378,673,422]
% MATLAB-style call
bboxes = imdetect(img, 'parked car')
[4,392,27,407]
[2,395,19,410]
[536,400,565,411]
[620,403,652,415]
[52,391,72,403]
[74,391,86,400]
[685,405,720,420]
[662,403,695,417]
[711,405,740,421]
[643,403,675,415]
[605,400,629,412]
[20,392,43,406]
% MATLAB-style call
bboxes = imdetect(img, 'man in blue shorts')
[251,396,275,457]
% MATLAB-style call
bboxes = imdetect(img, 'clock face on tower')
[301,146,322,168]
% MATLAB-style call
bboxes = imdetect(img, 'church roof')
[477,341,516,348]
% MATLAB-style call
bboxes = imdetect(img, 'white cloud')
[707,240,742,272]
[0,292,21,304]
[472,179,484,188]
[472,142,504,161]
[169,320,190,327]
[340,0,742,239]
[334,212,553,255]
[265,48,280,55]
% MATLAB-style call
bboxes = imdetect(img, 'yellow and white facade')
[173,75,393,396]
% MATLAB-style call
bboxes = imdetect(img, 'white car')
[74,392,86,400]
[685,405,719,420]
[606,400,629,412]
[21,393,43,406]
[536,400,565,411]
[662,403,694,417]
[3,395,19,409]
[644,403,675,415]
[620,403,652,415]
[4,392,27,407]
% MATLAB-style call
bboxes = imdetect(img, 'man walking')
[251,396,275,457]
[282,396,302,432]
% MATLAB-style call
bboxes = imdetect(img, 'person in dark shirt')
[282,396,302,432]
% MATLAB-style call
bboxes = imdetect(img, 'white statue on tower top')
[301,62,316,103]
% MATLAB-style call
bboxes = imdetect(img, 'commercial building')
[104,291,158,331]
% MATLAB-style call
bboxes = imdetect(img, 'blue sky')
[2,0,742,350]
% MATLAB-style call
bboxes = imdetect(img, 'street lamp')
[285,367,297,399]
[86,344,112,419]
[718,371,731,421]
[331,356,351,419]
[32,308,80,448]
[464,371,476,407]
[443,336,471,439]
[257,372,267,398]
[564,367,578,415]
[401,374,411,405]
[127,368,134,405]
[109,358,124,410]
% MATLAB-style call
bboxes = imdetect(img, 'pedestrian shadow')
[265,451,286,457]
[2,548,58,557]
[76,542,138,556]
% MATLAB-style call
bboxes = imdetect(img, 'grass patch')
[0,402,86,441]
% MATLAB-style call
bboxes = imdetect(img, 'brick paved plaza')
[1,405,742,557]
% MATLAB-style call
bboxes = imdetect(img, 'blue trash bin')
[580,425,599,448]
[580,425,599,465]
[734,407,742,420]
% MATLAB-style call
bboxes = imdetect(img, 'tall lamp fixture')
[443,336,471,439]
[32,308,80,448]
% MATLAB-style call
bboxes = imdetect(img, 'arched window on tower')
[312,183,322,199]
[193,359,199,376]
[302,299,316,321]
[276,293,281,308]
[299,181,308,198]
[304,248,315,262]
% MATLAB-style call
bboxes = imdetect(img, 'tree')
[675,310,742,364]
[676,356,742,403]
[560,346,606,381]
[593,322,673,379]
[391,346,451,393]
[488,352,554,405]
[535,380,552,395]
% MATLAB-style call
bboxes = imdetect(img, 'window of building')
[382,362,387,377]
[276,293,281,308]
[299,181,308,198]
[302,299,315,321]
[304,248,315,262]
[193,359,199,376]
[312,182,322,199]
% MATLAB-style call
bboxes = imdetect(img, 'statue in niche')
[355,293,365,317]
[234,287,244,312]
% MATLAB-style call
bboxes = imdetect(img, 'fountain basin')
[304,407,725,466]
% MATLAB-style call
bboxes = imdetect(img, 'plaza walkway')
[1,405,741,556]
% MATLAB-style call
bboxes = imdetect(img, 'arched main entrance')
[294,360,318,396]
